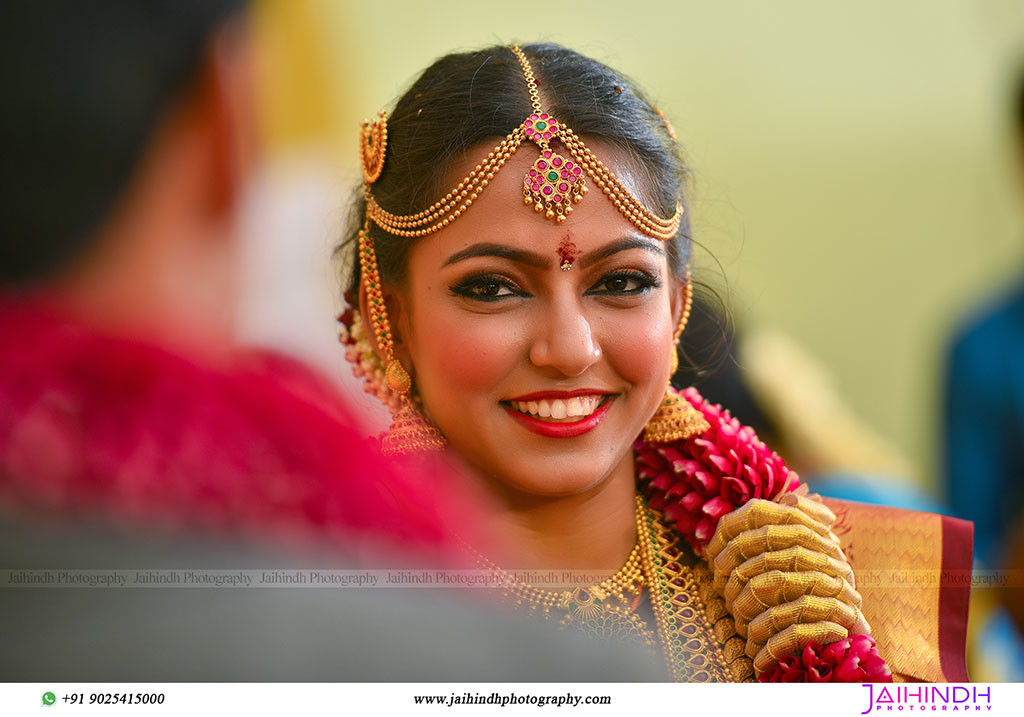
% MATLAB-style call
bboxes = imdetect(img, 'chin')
[472,443,629,499]
[441,404,646,499]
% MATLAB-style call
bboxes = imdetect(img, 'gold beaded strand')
[669,270,694,376]
[510,45,545,120]
[357,223,445,454]
[559,128,682,240]
[366,129,526,237]
[362,45,683,241]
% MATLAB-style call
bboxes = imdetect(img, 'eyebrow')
[442,236,665,270]
[442,243,550,269]
[578,236,665,268]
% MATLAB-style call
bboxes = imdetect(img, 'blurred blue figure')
[942,63,1024,569]
[939,64,1024,682]
[944,285,1024,567]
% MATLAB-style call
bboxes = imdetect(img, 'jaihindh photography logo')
[861,685,993,713]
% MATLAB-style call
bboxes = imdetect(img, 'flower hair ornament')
[345,45,701,455]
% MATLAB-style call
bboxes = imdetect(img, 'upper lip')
[505,389,612,402]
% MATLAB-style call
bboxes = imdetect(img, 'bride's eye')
[449,274,527,302]
[588,270,660,296]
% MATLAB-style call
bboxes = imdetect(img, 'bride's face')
[390,140,682,498]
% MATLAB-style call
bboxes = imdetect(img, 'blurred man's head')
[1015,61,1024,189]
[0,1,255,348]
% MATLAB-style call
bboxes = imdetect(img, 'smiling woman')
[400,149,677,499]
[335,43,972,683]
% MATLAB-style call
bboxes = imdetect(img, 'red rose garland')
[636,387,892,683]
[637,387,799,554]
[759,635,893,683]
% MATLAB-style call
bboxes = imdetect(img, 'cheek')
[408,303,524,399]
[599,305,673,386]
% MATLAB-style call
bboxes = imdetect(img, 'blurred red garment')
[0,294,468,560]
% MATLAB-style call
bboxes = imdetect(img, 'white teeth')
[510,396,605,420]
[550,400,567,419]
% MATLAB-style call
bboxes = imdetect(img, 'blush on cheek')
[600,312,673,387]
[411,312,523,397]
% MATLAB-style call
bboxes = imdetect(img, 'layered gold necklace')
[472,542,644,612]
[468,501,654,649]
[469,495,757,682]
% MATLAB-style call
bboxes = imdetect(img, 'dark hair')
[0,0,247,286]
[1015,61,1024,134]
[341,42,692,296]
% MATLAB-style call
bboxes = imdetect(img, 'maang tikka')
[348,46,704,454]
[362,46,683,240]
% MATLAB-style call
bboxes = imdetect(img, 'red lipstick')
[503,397,613,438]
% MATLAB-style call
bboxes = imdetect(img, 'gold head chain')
[362,46,683,238]
[354,45,690,454]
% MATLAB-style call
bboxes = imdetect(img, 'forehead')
[409,137,661,263]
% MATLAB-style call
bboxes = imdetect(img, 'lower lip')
[504,398,613,438]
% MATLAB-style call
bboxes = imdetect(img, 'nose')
[528,298,601,377]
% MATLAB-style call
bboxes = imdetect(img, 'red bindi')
[557,234,580,271]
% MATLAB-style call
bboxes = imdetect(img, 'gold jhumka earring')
[351,46,694,454]
[642,270,711,443]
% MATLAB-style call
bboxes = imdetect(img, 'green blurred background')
[245,0,1024,493]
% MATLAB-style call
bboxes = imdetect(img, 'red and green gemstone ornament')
[522,113,585,223]
[523,149,584,223]
[524,112,560,144]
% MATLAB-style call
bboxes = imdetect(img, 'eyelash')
[590,269,661,296]
[449,274,526,303]
[449,270,660,303]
